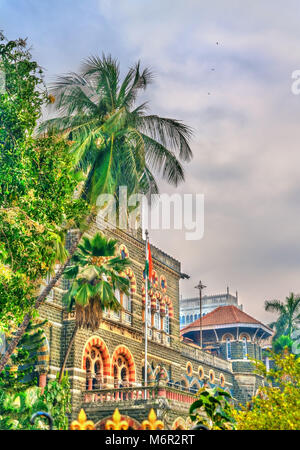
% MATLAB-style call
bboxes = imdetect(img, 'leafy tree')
[265,293,300,341]
[0,320,47,391]
[0,373,71,430]
[58,232,130,381]
[272,335,293,355]
[0,33,89,371]
[234,351,300,430]
[39,54,193,204]
[189,387,236,430]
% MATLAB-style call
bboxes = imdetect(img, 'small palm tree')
[58,232,130,382]
[39,54,193,204]
[265,293,300,341]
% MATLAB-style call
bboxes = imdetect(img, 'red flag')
[148,242,153,282]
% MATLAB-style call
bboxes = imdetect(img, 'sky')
[1,0,300,324]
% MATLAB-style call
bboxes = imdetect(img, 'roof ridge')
[231,305,238,321]
[181,304,273,333]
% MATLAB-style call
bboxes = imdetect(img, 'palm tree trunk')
[0,214,94,372]
[58,322,79,383]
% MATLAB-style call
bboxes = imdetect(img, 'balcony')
[83,384,196,406]
[181,342,232,372]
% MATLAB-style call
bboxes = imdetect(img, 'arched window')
[113,355,131,387]
[122,281,132,325]
[242,337,248,359]
[109,284,132,324]
[182,316,186,325]
[163,304,170,334]
[154,298,160,329]
[226,338,232,360]
[85,346,104,390]
[194,314,197,321]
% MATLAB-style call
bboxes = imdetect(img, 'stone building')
[180,288,242,329]
[36,222,272,429]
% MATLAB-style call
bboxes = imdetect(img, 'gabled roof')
[181,305,272,335]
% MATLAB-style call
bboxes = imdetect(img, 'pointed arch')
[111,345,136,383]
[120,267,136,294]
[141,360,155,383]
[172,417,186,430]
[82,336,110,378]
[163,295,173,318]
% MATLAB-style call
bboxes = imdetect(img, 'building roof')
[180,305,272,334]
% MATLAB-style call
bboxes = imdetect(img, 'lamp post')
[195,280,206,349]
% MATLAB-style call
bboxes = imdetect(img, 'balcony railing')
[181,343,232,371]
[83,384,196,406]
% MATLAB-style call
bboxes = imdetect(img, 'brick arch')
[111,345,136,383]
[82,336,110,379]
[142,360,155,383]
[163,295,174,318]
[120,267,136,294]
[239,332,251,341]
[190,377,201,391]
[172,417,186,430]
[141,285,155,307]
[222,333,234,341]
[154,364,168,381]
[219,373,225,387]
[180,374,190,389]
[119,244,129,259]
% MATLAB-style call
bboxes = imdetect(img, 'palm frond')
[142,133,185,186]
[138,115,193,162]
[81,54,120,110]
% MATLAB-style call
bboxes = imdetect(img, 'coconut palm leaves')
[58,232,130,382]
[39,54,193,204]
[265,293,300,341]
[62,232,130,330]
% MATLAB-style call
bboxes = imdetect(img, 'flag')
[145,242,153,283]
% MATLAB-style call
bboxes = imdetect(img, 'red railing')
[83,385,196,405]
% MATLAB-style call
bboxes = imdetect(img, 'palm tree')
[39,54,193,204]
[0,55,193,373]
[265,293,300,341]
[58,232,130,382]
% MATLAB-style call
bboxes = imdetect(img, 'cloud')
[1,0,300,324]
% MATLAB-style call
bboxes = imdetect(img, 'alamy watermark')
[96,186,204,241]
[291,70,300,94]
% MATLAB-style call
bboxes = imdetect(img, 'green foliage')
[291,328,300,355]
[0,373,71,430]
[0,34,89,330]
[189,387,236,430]
[0,320,47,390]
[272,335,293,354]
[265,292,300,341]
[63,232,130,330]
[234,350,300,430]
[39,54,193,205]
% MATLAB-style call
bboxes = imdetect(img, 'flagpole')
[144,229,149,398]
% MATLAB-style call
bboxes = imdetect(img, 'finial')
[142,408,164,430]
[105,408,129,430]
[70,409,95,430]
